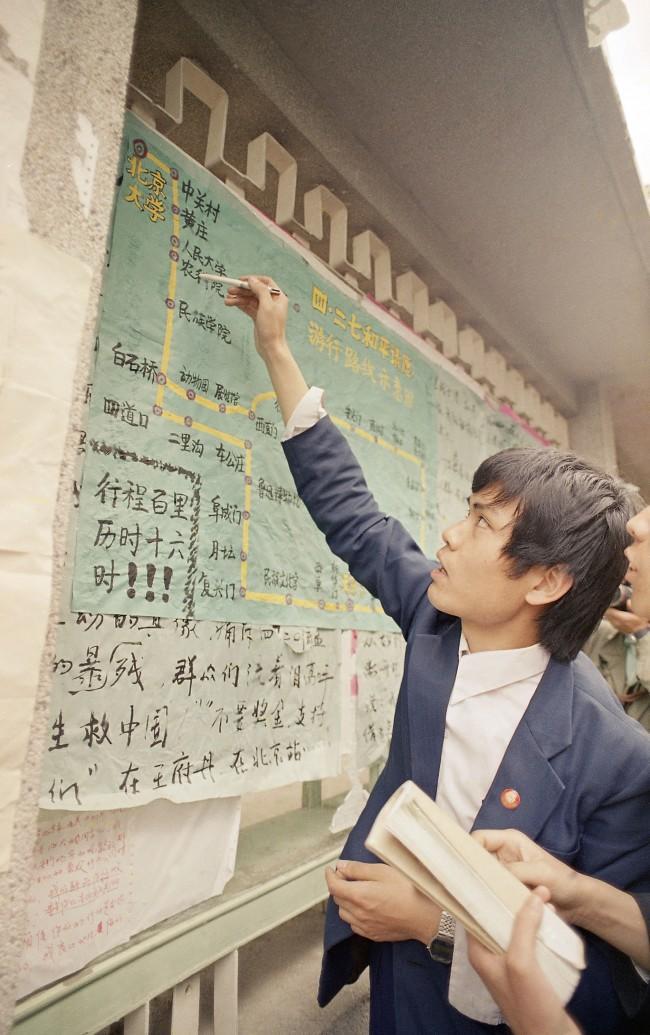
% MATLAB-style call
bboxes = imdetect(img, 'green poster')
[72,113,443,628]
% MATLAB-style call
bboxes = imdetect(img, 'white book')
[365,780,585,1005]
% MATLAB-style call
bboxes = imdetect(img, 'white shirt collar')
[453,633,550,703]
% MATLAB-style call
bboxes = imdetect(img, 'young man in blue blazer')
[225,277,650,1034]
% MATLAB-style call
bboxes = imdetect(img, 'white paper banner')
[41,616,342,809]
[355,631,405,767]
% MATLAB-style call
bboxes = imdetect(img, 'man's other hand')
[604,606,649,636]
[325,860,441,945]
[472,828,585,924]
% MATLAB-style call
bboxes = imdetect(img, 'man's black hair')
[472,448,634,662]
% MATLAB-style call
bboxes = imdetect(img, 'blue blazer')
[283,418,650,1035]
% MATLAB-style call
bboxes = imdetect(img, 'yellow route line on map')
[147,154,170,173]
[165,379,193,403]
[241,447,253,590]
[165,378,250,416]
[250,390,277,412]
[353,426,378,445]
[246,591,318,608]
[191,417,246,447]
[332,415,421,466]
[394,445,420,465]
[244,591,376,614]
[156,171,180,409]
[162,410,245,449]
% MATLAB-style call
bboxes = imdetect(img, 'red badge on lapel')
[500,787,521,810]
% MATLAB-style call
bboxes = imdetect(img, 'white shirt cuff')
[281,386,327,441]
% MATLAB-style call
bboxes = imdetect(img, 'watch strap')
[427,909,456,964]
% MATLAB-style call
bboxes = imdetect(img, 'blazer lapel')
[407,621,461,800]
[472,656,575,839]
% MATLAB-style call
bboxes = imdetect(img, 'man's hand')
[223,274,308,423]
[467,889,581,1035]
[618,688,646,704]
[326,860,441,944]
[603,606,649,636]
[224,274,289,358]
[472,829,585,924]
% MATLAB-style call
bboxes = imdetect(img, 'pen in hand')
[199,273,282,296]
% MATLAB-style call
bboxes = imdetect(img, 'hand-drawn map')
[72,114,451,629]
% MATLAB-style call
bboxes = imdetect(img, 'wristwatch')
[427,910,455,964]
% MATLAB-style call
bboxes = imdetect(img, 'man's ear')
[525,565,573,607]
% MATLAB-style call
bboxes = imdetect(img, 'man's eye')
[477,515,489,528]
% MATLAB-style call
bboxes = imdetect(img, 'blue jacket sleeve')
[635,893,650,936]
[602,890,650,1028]
[282,417,433,638]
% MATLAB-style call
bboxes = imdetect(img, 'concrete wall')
[0,2,138,1030]
[569,382,619,476]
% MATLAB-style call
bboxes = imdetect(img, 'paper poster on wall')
[71,112,443,630]
[355,631,406,767]
[432,369,488,542]
[41,612,341,810]
[17,797,240,998]
[0,226,92,869]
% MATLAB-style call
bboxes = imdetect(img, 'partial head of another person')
[428,448,634,661]
[626,505,650,621]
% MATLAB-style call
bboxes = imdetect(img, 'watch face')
[427,937,454,965]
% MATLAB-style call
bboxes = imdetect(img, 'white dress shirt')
[282,385,327,441]
[442,635,549,1024]
[284,389,551,1024]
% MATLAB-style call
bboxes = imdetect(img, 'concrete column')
[568,382,619,475]
[0,2,138,1030]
